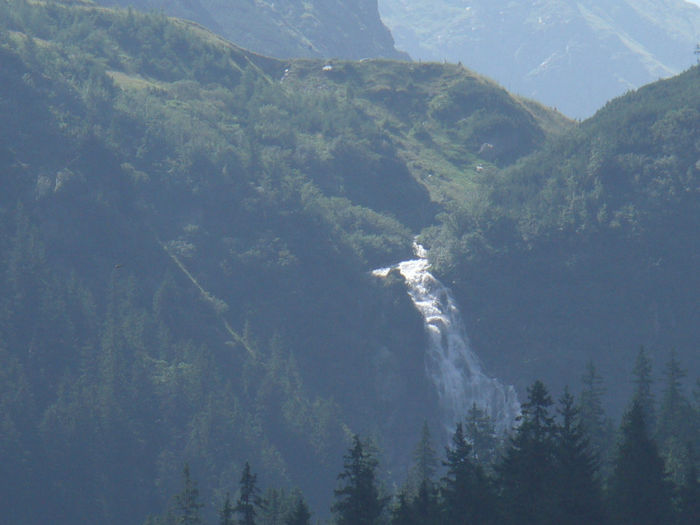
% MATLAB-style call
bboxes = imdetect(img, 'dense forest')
[148,351,700,524]
[0,1,698,523]
[422,63,700,405]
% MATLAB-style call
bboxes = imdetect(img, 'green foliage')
[219,493,234,525]
[607,401,673,525]
[176,464,204,525]
[497,380,557,524]
[578,362,614,474]
[0,2,460,521]
[145,374,698,525]
[332,435,388,525]
[424,66,700,414]
[235,462,264,525]
[284,497,312,525]
[676,448,700,525]
[1,3,698,525]
[464,403,498,466]
[657,351,697,485]
[391,481,441,525]
[552,389,605,524]
[441,423,498,524]
[405,421,439,495]
[632,347,656,430]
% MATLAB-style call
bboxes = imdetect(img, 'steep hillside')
[379,0,700,118]
[99,0,408,60]
[0,1,564,523]
[3,2,698,524]
[425,65,700,412]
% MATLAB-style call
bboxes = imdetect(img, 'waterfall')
[374,243,520,434]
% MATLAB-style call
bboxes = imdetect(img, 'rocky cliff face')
[99,0,407,59]
[379,0,700,118]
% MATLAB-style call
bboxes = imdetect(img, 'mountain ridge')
[379,0,700,118]
[98,0,409,60]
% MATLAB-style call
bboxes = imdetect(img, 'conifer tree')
[552,388,605,524]
[405,421,438,497]
[394,422,440,525]
[411,479,441,525]
[657,352,694,453]
[497,380,557,525]
[176,464,204,525]
[332,435,387,525]
[219,492,234,525]
[694,378,700,452]
[285,497,311,525]
[392,479,440,524]
[607,400,672,525]
[413,421,438,484]
[649,352,698,486]
[632,347,656,430]
[464,403,497,466]
[441,422,474,522]
[259,488,289,525]
[390,492,414,525]
[442,423,497,524]
[676,446,700,525]
[235,462,264,525]
[578,361,613,470]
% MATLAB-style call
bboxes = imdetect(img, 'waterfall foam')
[374,243,520,434]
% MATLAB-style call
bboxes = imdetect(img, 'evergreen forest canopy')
[0,0,698,523]
[147,362,700,525]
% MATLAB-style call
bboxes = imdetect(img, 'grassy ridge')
[99,0,407,60]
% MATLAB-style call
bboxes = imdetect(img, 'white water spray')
[374,243,520,434]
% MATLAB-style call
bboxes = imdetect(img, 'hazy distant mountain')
[99,0,407,59]
[379,0,700,117]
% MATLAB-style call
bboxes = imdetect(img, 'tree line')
[149,348,700,524]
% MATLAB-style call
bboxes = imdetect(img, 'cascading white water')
[374,243,520,434]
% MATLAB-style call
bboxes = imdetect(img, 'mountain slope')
[2,2,698,524]
[425,65,700,410]
[0,1,564,523]
[99,0,408,60]
[379,0,700,118]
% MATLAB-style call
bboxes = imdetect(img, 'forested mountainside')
[424,63,700,410]
[0,1,563,522]
[149,371,699,525]
[0,0,698,523]
[379,0,700,118]
[98,0,407,60]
